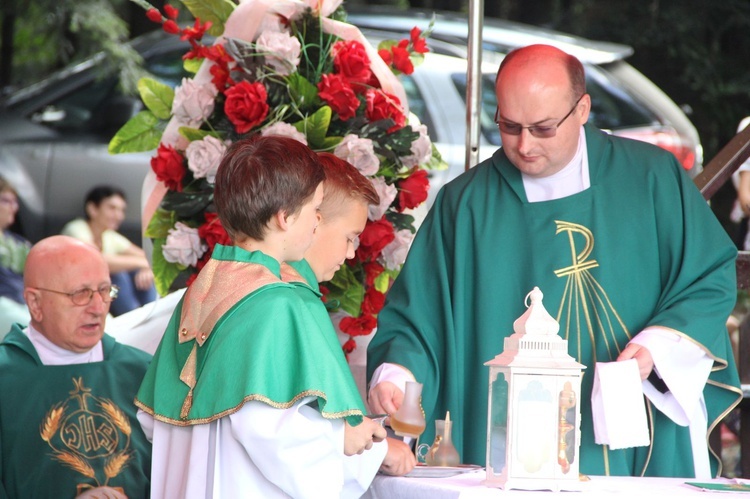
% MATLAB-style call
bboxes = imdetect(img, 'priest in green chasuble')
[0,236,152,498]
[367,44,741,478]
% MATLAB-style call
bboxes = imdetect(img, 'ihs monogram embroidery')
[39,377,132,496]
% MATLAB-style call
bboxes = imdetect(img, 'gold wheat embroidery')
[52,451,97,478]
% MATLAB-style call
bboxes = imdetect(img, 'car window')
[450,74,502,146]
[399,74,436,134]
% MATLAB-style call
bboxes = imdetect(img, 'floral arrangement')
[110,0,445,354]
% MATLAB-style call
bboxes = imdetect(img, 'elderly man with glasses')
[0,235,152,498]
[367,44,740,478]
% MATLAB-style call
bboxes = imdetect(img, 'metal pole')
[465,0,484,171]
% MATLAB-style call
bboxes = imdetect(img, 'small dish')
[405,464,482,478]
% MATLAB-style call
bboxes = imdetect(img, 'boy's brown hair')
[317,152,380,221]
[215,135,325,240]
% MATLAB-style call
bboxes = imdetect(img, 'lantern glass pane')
[488,370,508,474]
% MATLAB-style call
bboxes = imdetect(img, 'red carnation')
[332,40,372,87]
[151,144,185,192]
[198,212,231,252]
[391,43,414,75]
[362,287,386,316]
[397,169,430,211]
[224,80,269,134]
[365,89,405,132]
[356,218,395,262]
[410,27,429,54]
[339,313,378,337]
[318,73,361,121]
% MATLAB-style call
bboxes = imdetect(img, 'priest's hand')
[379,437,417,476]
[368,381,404,415]
[343,418,387,456]
[616,342,654,381]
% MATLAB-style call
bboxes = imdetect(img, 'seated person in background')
[281,151,416,476]
[62,186,156,316]
[0,176,31,336]
[135,135,393,498]
[0,235,152,498]
[730,116,750,249]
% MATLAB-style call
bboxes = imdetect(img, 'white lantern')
[484,286,585,491]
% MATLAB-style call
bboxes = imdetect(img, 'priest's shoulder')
[603,129,683,176]
[437,151,501,203]
[103,333,153,366]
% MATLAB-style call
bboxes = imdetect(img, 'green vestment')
[0,327,152,498]
[136,245,365,426]
[367,124,741,477]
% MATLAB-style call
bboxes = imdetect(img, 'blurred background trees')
[2,0,749,218]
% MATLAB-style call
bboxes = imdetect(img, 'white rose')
[401,123,433,167]
[261,122,308,145]
[185,136,228,184]
[368,176,397,221]
[172,78,218,128]
[256,31,301,76]
[334,134,380,176]
[381,229,414,269]
[162,222,207,267]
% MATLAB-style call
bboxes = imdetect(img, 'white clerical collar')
[25,324,103,365]
[522,126,590,203]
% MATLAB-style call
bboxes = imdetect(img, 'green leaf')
[184,58,203,74]
[426,143,449,171]
[178,0,236,37]
[179,127,221,142]
[325,264,365,317]
[151,237,185,296]
[144,208,177,239]
[137,77,174,120]
[287,73,320,111]
[377,40,397,51]
[298,106,332,149]
[386,211,416,232]
[108,110,163,154]
[374,271,391,294]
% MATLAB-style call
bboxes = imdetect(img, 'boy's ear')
[274,210,290,231]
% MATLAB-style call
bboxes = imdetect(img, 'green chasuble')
[368,124,741,477]
[136,245,365,426]
[0,327,152,498]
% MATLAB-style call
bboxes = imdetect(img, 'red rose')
[391,43,414,75]
[151,144,185,192]
[332,40,372,86]
[198,212,231,251]
[339,313,377,337]
[363,261,385,286]
[397,169,430,211]
[356,218,395,262]
[410,27,429,54]
[365,89,405,132]
[362,287,386,315]
[317,73,361,121]
[224,80,269,134]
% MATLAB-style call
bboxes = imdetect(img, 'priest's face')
[25,237,111,353]
[305,198,368,282]
[495,52,590,178]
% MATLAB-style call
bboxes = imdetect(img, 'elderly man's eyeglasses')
[35,284,119,306]
[494,95,584,138]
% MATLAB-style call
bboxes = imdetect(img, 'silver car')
[0,15,702,244]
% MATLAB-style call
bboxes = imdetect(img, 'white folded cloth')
[591,359,650,450]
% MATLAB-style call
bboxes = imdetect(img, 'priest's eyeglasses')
[35,284,119,305]
[494,94,584,138]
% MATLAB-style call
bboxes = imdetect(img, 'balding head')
[496,44,586,101]
[24,236,112,352]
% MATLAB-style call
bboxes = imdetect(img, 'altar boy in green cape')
[136,135,391,498]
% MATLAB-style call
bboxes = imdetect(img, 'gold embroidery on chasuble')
[39,377,132,495]
[552,220,631,365]
[177,259,282,418]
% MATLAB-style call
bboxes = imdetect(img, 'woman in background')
[0,176,31,336]
[62,185,156,316]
